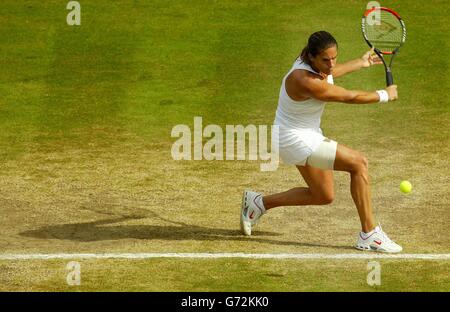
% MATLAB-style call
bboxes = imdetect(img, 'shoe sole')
[355,244,402,253]
[240,191,251,236]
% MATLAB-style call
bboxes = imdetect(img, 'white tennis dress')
[274,58,334,165]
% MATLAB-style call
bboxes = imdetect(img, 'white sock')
[255,195,266,214]
[361,228,376,238]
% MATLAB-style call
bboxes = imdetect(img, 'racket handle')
[386,70,394,86]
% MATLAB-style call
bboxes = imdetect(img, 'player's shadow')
[19,212,352,250]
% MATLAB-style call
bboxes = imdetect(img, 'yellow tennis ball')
[400,180,412,194]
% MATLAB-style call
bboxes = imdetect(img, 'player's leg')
[241,138,332,236]
[333,144,402,252]
[262,165,334,209]
[333,143,375,233]
[262,138,336,209]
[241,165,333,236]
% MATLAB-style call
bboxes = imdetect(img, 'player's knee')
[360,155,369,177]
[321,193,334,205]
[352,152,368,173]
[361,155,369,170]
[314,190,334,205]
[350,154,370,184]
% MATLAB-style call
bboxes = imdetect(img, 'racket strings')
[364,10,404,52]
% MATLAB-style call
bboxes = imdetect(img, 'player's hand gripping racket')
[362,7,406,86]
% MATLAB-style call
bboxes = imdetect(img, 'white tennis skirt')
[273,126,337,168]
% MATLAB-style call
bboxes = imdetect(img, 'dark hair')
[300,31,338,64]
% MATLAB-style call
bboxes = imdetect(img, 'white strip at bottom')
[0,253,449,260]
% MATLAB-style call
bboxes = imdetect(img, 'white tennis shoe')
[355,224,403,253]
[240,190,266,236]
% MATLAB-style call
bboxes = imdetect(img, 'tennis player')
[241,31,402,253]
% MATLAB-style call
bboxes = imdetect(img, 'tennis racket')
[362,7,406,86]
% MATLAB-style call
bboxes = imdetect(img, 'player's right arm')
[299,73,398,104]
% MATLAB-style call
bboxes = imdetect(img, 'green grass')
[0,0,449,291]
[1,259,449,292]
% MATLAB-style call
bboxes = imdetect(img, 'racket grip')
[386,70,394,86]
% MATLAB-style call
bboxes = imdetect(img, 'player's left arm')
[332,48,382,78]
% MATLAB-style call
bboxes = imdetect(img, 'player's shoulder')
[288,69,326,90]
[290,69,323,81]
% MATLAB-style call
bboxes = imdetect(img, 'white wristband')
[376,90,389,103]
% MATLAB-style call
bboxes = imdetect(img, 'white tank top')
[274,58,334,131]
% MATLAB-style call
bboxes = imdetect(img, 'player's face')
[310,45,338,75]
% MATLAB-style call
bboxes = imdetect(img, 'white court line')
[0,253,449,260]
